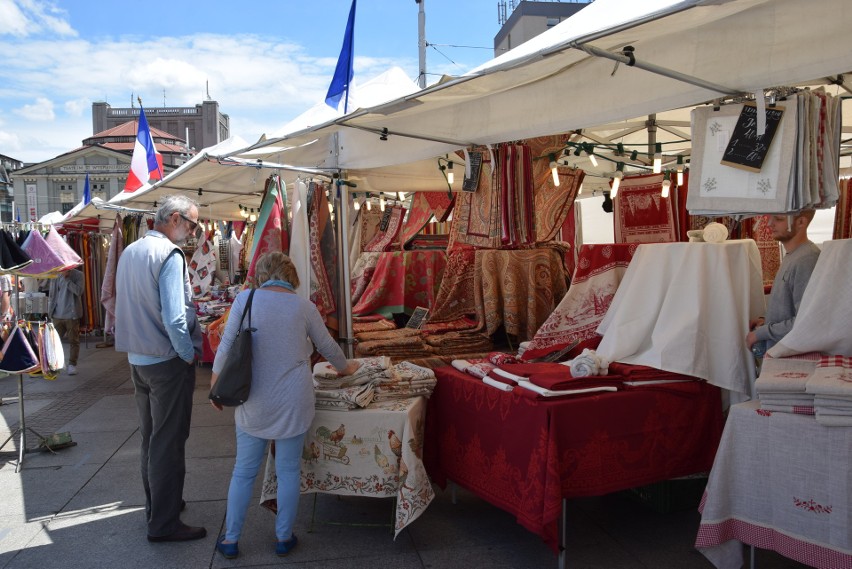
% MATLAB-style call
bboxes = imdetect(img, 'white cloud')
[0,0,75,38]
[64,97,88,116]
[15,97,55,120]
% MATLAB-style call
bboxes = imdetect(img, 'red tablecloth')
[424,366,724,552]
[352,250,447,318]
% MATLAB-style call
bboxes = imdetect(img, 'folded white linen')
[516,381,617,397]
[491,368,527,383]
[805,359,852,398]
[568,348,608,377]
[483,376,514,392]
[755,357,816,394]
[760,403,814,415]
[758,394,815,406]
[815,412,852,427]
[702,222,729,243]
[451,359,471,373]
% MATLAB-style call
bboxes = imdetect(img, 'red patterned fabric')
[500,144,536,246]
[449,155,502,249]
[399,192,436,249]
[351,250,447,318]
[522,243,638,361]
[423,191,455,222]
[747,215,782,286]
[358,207,383,252]
[420,317,477,335]
[350,252,381,305]
[526,135,584,243]
[475,248,568,342]
[560,202,578,277]
[833,178,852,239]
[246,175,290,286]
[425,366,724,552]
[613,173,677,243]
[428,248,478,323]
[363,206,406,252]
[308,184,337,328]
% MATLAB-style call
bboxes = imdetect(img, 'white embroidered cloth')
[696,401,852,569]
[261,396,433,538]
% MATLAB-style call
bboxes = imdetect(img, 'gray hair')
[154,194,199,226]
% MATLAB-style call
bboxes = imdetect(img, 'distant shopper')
[114,194,206,543]
[747,210,820,353]
[49,268,84,375]
[211,251,359,560]
[0,274,13,321]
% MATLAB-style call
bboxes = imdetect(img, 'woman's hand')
[337,360,361,376]
[210,372,223,411]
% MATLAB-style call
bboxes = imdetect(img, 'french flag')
[123,105,163,192]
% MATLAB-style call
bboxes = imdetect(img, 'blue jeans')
[224,426,306,542]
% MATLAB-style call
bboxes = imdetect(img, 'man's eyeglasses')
[178,213,198,232]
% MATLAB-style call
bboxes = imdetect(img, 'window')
[61,202,74,214]
[546,17,560,28]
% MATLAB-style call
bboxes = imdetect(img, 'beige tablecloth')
[260,396,434,538]
[596,240,765,396]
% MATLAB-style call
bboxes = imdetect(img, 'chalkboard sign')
[462,151,483,193]
[379,207,393,231]
[720,103,785,172]
[405,306,429,329]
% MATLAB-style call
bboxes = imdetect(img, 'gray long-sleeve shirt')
[213,288,347,439]
[48,269,84,320]
[755,241,820,349]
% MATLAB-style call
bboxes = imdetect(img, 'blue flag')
[325,0,356,112]
[83,173,91,205]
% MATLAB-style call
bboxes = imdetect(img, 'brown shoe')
[148,522,207,542]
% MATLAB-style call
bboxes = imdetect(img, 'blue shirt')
[128,250,196,365]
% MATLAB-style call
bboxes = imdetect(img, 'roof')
[88,120,182,142]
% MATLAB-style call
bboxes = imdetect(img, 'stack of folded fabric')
[314,384,376,410]
[420,317,478,335]
[489,362,621,398]
[451,358,496,379]
[423,330,493,357]
[352,318,397,334]
[355,333,436,360]
[372,361,438,402]
[806,355,852,426]
[355,328,421,343]
[313,356,396,390]
[755,354,818,414]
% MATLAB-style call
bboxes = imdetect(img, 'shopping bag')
[209,289,255,406]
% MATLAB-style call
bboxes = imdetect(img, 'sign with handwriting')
[720,103,784,172]
[405,306,429,329]
[462,151,483,193]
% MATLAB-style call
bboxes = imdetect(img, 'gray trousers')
[131,357,195,536]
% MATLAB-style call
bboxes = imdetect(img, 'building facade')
[495,1,590,55]
[0,153,24,222]
[92,99,229,153]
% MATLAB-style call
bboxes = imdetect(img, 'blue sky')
[0,0,504,163]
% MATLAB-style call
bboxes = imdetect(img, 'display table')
[597,240,765,396]
[696,400,852,569]
[424,366,724,555]
[352,250,447,318]
[260,396,434,538]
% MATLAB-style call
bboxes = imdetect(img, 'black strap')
[238,288,255,330]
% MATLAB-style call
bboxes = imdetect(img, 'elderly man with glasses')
[115,194,207,543]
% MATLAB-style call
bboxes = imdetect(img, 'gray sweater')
[213,289,347,439]
[755,241,821,348]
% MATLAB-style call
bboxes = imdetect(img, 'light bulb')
[676,156,684,186]
[588,153,598,167]
[549,154,560,187]
[611,163,624,198]
[366,199,372,211]
[447,162,454,185]
[353,198,361,211]
[328,201,333,214]
[652,143,662,174]
[661,176,671,199]
[249,209,257,222]
[379,193,386,212]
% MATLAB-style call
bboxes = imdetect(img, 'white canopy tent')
[238,0,851,190]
